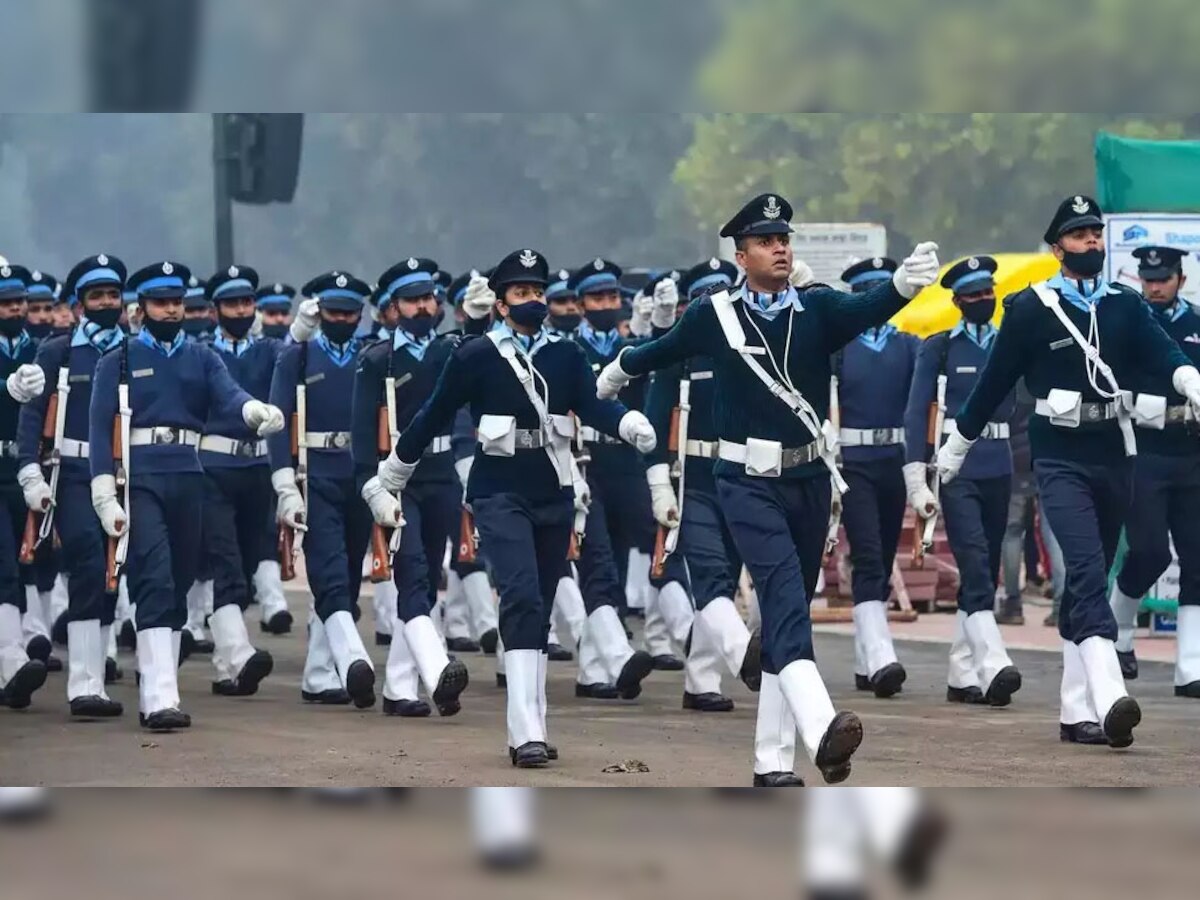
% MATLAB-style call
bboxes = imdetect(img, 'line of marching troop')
[3,188,1199,784]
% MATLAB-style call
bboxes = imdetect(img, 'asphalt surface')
[2,593,1198,786]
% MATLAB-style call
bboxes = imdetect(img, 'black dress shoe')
[446,636,480,653]
[3,660,47,709]
[432,659,469,716]
[546,642,573,662]
[140,708,190,731]
[302,688,352,705]
[854,673,871,691]
[105,657,123,684]
[211,650,274,697]
[893,804,948,890]
[984,666,1022,707]
[382,697,432,717]
[1117,650,1138,680]
[651,653,684,671]
[70,695,123,718]
[44,653,63,673]
[616,650,655,699]
[52,612,70,647]
[1103,696,1141,748]
[496,673,507,689]
[1175,681,1200,698]
[178,630,195,664]
[481,845,540,871]
[739,628,762,692]
[752,771,804,787]
[575,682,619,699]
[510,742,549,768]
[479,628,498,655]
[546,743,559,761]
[117,620,136,651]
[870,662,906,699]
[345,660,377,709]
[26,635,52,663]
[814,711,863,784]
[683,691,734,712]
[946,685,987,704]
[1060,721,1107,744]
[374,631,392,647]
[260,611,293,636]
[193,638,215,655]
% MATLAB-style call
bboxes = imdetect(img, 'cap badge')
[872,258,883,268]
[968,257,980,270]
[97,254,108,266]
[709,258,720,270]
[558,269,569,281]
[335,274,348,288]
[519,250,538,269]
[228,265,238,278]
[1147,250,1161,265]
[593,258,605,271]
[763,196,782,220]
[0,266,9,277]
[162,262,173,275]
[1071,196,1090,215]
[32,271,42,281]
[274,283,283,293]
[670,270,680,281]
[407,257,418,270]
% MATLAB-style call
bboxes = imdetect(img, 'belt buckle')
[872,428,889,445]
[238,440,256,458]
[332,433,348,449]
[1086,404,1101,422]
[158,427,176,445]
[516,431,534,449]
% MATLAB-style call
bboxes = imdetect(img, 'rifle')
[567,413,589,561]
[105,345,132,593]
[651,375,689,578]
[19,368,66,563]
[279,343,309,581]
[823,371,844,564]
[912,373,948,569]
[369,368,400,584]
[458,506,478,563]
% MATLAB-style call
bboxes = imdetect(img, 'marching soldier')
[378,249,658,767]
[88,261,285,731]
[256,282,295,341]
[17,255,128,718]
[835,257,920,699]
[598,193,940,784]
[352,256,470,718]
[903,255,1020,707]
[940,196,1200,748]
[24,272,57,342]
[0,263,50,710]
[1108,245,1200,699]
[182,275,216,342]
[271,271,376,709]
[544,270,581,338]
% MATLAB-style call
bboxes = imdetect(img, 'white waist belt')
[60,438,89,459]
[129,427,201,448]
[718,439,820,469]
[839,427,904,447]
[579,425,622,445]
[304,430,351,450]
[943,419,1010,440]
[0,440,17,458]
[1033,398,1118,425]
[425,435,452,454]
[199,435,268,458]
[684,439,718,459]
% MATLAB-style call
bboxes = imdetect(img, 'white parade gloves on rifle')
[289,298,321,343]
[378,450,418,495]
[789,259,816,289]
[902,462,939,519]
[6,364,45,403]
[1173,365,1200,420]
[17,464,52,513]
[569,454,590,514]
[934,422,976,485]
[361,476,405,528]
[90,474,127,538]
[646,463,680,529]
[455,456,473,502]
[892,242,941,299]
[596,347,633,400]
[272,468,307,532]
[650,278,679,330]
[462,274,497,321]
[618,410,657,454]
[241,399,286,436]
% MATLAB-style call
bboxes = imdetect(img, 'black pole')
[212,114,234,269]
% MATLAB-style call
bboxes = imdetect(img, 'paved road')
[2,593,1196,786]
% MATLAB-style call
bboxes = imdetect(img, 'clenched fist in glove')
[361,476,405,528]
[463,273,497,321]
[18,464,52,513]
[6,364,45,403]
[90,474,127,538]
[272,468,307,532]
[289,298,320,343]
[242,400,285,436]
[934,421,976,485]
[596,348,633,400]
[629,294,654,338]
[651,278,680,330]
[618,411,657,454]
[902,462,938,519]
[1173,365,1200,421]
[789,259,815,289]
[646,464,679,528]
[892,241,941,299]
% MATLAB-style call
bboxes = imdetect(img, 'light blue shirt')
[736,283,804,322]
[392,328,435,361]
[71,317,126,353]
[493,320,559,357]
[316,331,359,367]
[212,331,258,357]
[137,327,186,357]
[950,320,997,350]
[576,319,621,357]
[1047,272,1118,313]
[857,323,896,352]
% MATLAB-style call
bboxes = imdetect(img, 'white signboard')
[719,222,887,288]
[1105,213,1200,306]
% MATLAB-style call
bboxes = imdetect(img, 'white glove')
[90,474,127,538]
[618,410,657,454]
[1173,365,1200,418]
[902,461,938,518]
[17,463,52,513]
[361,476,405,528]
[596,348,634,400]
[789,259,815,289]
[378,450,418,495]
[892,241,941,299]
[646,463,679,528]
[272,468,307,532]
[650,279,679,329]
[462,274,497,321]
[934,421,976,485]
[241,400,285,436]
[289,298,320,342]
[569,455,590,514]
[454,456,473,496]
[6,364,46,403]
[627,295,653,338]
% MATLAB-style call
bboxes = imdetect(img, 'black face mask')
[51,325,72,338]
[585,308,621,332]
[549,312,582,333]
[1061,248,1106,279]
[144,316,182,344]
[960,298,996,325]
[0,317,25,339]
[26,322,52,340]
[220,314,255,340]
[85,305,122,330]
[399,313,436,339]
[261,323,289,340]
[321,319,358,345]
[182,318,214,338]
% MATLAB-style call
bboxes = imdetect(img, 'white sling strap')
[1031,281,1136,457]
[710,289,848,492]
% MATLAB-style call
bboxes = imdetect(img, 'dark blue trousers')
[306,476,371,622]
[393,480,459,622]
[1035,458,1130,643]
[1118,452,1200,608]
[716,474,830,674]
[1,485,57,593]
[671,487,741,611]
[840,458,907,607]
[941,475,1011,615]
[472,492,572,651]
[129,473,204,631]
[202,466,275,612]
[576,479,627,615]
[0,485,24,613]
[589,468,655,595]
[57,478,115,624]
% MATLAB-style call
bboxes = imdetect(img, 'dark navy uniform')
[951,195,1194,748]
[1108,245,1200,697]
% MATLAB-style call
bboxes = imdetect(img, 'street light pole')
[212,113,234,269]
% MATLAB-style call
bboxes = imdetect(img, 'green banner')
[1095,131,1200,213]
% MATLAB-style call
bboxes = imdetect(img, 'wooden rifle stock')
[377,406,391,454]
[911,400,941,570]
[650,526,667,578]
[370,524,392,583]
[459,507,477,563]
[567,530,579,562]
[18,512,40,564]
[104,413,122,594]
[279,525,296,581]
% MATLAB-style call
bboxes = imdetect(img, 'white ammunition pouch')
[1131,394,1168,430]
